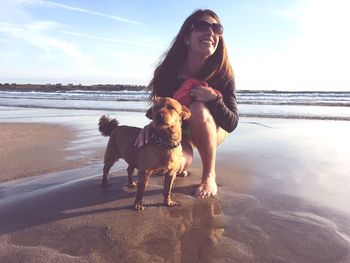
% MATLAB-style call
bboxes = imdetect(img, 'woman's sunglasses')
[191,20,224,35]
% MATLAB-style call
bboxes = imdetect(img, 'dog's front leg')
[134,170,150,210]
[163,171,179,207]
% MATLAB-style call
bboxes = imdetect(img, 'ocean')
[1,89,349,121]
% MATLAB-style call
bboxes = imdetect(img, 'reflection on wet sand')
[164,201,225,262]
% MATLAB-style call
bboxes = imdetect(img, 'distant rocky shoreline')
[1,83,349,94]
[0,83,146,92]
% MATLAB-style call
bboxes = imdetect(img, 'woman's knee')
[189,102,215,126]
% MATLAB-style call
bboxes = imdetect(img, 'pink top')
[173,78,222,106]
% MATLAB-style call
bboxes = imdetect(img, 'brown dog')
[98,97,191,210]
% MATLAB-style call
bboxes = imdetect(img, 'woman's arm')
[205,80,239,133]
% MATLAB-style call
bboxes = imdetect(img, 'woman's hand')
[134,123,153,148]
[190,86,220,102]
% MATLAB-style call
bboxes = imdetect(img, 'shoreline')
[3,104,350,121]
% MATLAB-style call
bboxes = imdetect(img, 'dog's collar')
[152,134,181,149]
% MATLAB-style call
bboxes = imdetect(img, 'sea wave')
[1,90,349,106]
[1,89,350,121]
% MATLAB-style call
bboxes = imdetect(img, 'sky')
[0,0,349,91]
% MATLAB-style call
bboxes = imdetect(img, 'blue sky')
[0,0,349,91]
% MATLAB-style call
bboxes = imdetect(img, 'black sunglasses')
[191,20,224,35]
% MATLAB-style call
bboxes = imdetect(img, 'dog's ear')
[146,106,153,119]
[146,97,162,119]
[180,105,191,120]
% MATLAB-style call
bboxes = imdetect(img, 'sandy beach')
[0,107,350,263]
[0,123,85,183]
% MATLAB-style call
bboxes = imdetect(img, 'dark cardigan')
[173,78,239,133]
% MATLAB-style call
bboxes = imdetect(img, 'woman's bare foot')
[195,174,217,198]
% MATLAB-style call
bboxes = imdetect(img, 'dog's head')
[146,97,191,129]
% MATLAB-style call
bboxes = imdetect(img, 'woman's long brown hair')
[147,9,234,100]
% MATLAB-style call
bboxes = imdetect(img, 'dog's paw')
[127,181,138,189]
[177,170,189,178]
[165,199,180,207]
[134,202,146,211]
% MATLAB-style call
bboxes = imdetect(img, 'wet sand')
[0,107,350,263]
[0,123,85,183]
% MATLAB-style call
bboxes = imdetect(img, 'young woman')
[136,9,239,198]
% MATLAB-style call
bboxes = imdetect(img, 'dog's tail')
[98,115,119,137]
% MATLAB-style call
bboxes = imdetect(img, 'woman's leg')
[189,101,225,198]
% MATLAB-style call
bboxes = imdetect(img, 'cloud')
[0,21,92,63]
[20,0,145,26]
[57,29,165,49]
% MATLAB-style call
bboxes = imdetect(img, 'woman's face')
[185,14,221,59]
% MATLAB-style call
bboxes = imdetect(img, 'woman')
[136,9,238,198]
